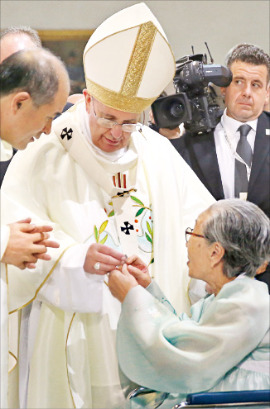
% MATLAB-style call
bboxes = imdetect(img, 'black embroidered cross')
[61,127,73,140]
[121,221,134,235]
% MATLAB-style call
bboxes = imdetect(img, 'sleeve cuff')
[123,285,155,313]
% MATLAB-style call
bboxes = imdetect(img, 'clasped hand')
[1,218,60,269]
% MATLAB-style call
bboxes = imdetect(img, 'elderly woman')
[108,199,270,406]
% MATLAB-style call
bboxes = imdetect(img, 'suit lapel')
[189,132,225,199]
[249,112,270,192]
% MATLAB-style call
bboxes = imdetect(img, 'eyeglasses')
[185,227,205,243]
[92,99,139,133]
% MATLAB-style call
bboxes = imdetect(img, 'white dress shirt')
[214,109,257,198]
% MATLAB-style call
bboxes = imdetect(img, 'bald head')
[0,26,42,63]
[0,48,70,149]
[1,48,70,106]
[1,34,38,63]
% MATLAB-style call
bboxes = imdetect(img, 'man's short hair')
[202,199,270,278]
[0,48,69,106]
[225,43,270,82]
[0,26,42,47]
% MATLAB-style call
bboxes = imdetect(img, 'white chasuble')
[2,102,215,408]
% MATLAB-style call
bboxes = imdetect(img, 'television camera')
[151,52,232,134]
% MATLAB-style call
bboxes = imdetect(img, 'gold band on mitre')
[85,78,157,113]
[121,21,157,98]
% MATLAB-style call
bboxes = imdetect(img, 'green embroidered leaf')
[100,234,108,245]
[145,232,152,243]
[94,226,99,242]
[147,221,152,236]
[135,208,144,217]
[149,258,154,265]
[99,220,108,235]
[108,210,115,217]
[108,201,113,206]
[131,196,144,206]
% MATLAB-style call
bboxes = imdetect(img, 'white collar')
[0,139,13,161]
[222,108,258,137]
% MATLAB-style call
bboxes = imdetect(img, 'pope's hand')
[83,243,126,275]
[108,264,138,302]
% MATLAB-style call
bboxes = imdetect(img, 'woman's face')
[186,212,212,281]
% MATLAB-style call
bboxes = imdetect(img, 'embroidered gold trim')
[8,245,75,314]
[121,21,156,97]
[8,350,18,374]
[86,78,156,113]
[65,313,76,409]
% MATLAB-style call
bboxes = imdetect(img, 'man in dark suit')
[171,43,270,288]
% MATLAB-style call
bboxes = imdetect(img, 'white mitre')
[83,2,175,113]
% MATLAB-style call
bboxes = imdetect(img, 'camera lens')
[170,102,184,118]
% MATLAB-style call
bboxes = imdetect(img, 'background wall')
[1,0,269,66]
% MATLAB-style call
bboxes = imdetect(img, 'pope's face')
[84,91,140,153]
[223,61,269,122]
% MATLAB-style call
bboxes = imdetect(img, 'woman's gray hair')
[202,199,270,278]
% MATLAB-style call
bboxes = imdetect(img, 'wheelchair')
[128,386,270,408]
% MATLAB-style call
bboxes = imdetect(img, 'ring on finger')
[94,262,101,271]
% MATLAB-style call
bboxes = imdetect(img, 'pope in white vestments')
[2,4,215,408]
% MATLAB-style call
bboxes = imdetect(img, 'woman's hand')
[125,255,151,288]
[108,264,138,302]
